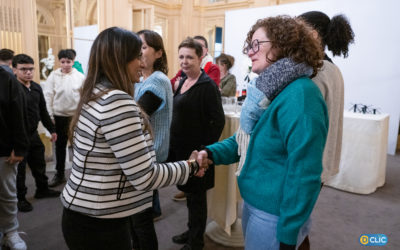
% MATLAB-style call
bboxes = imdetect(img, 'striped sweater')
[61,83,189,218]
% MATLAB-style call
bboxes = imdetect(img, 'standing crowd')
[0,11,354,250]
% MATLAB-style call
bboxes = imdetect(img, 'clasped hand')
[188,150,213,177]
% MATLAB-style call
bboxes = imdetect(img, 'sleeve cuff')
[200,145,214,162]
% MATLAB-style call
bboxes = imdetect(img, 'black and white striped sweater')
[61,85,189,218]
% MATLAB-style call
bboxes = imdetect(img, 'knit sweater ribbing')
[134,71,173,162]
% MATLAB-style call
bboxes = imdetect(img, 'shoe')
[173,191,186,201]
[180,245,192,250]
[153,214,162,222]
[17,199,33,212]
[48,174,66,187]
[2,230,27,250]
[34,188,61,199]
[172,231,189,245]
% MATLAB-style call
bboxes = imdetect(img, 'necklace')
[181,71,201,93]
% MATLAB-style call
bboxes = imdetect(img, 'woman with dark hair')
[130,29,173,249]
[298,11,354,183]
[216,53,236,97]
[169,37,225,250]
[60,27,204,250]
[297,11,355,250]
[197,16,329,249]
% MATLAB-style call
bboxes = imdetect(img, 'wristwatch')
[187,159,199,176]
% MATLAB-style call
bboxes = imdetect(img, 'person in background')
[170,35,220,94]
[171,35,221,202]
[216,53,237,97]
[169,37,225,250]
[196,15,328,250]
[130,29,172,249]
[67,49,84,74]
[0,48,14,74]
[60,27,205,250]
[297,11,355,250]
[12,54,60,213]
[44,49,85,187]
[0,67,29,250]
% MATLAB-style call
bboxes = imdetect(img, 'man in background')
[0,67,29,250]
[0,48,14,74]
[12,54,60,213]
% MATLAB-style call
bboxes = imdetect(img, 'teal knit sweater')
[207,77,328,245]
[134,71,173,162]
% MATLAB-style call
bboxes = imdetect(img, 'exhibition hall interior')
[0,0,399,249]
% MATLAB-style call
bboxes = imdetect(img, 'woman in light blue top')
[132,29,173,250]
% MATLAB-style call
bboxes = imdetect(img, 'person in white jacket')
[44,49,85,187]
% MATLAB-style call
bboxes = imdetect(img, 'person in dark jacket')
[0,48,14,74]
[0,67,29,250]
[12,54,60,213]
[168,37,225,250]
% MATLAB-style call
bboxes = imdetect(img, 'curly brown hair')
[245,15,324,76]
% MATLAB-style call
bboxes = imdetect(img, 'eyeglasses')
[243,39,271,54]
[17,67,35,73]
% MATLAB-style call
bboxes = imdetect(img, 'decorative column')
[20,0,40,82]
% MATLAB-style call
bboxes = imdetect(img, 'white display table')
[206,112,244,247]
[325,112,390,194]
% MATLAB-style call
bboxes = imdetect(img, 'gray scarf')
[235,58,313,176]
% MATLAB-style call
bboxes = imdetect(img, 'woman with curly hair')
[197,16,329,250]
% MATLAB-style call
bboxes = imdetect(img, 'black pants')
[186,191,207,250]
[62,208,132,250]
[130,207,158,250]
[54,115,71,177]
[16,132,48,200]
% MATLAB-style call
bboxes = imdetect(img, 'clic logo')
[359,234,388,246]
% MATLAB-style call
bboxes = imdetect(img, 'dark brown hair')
[12,54,34,67]
[216,53,235,70]
[299,11,355,58]
[193,35,208,48]
[137,29,168,75]
[0,48,14,61]
[69,27,142,141]
[58,49,75,60]
[178,37,203,58]
[245,15,324,76]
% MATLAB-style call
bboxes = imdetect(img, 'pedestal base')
[205,219,244,247]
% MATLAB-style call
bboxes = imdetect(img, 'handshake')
[187,150,213,178]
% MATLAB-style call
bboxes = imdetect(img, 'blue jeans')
[242,202,311,250]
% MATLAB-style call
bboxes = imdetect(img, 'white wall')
[73,25,98,74]
[225,0,400,155]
